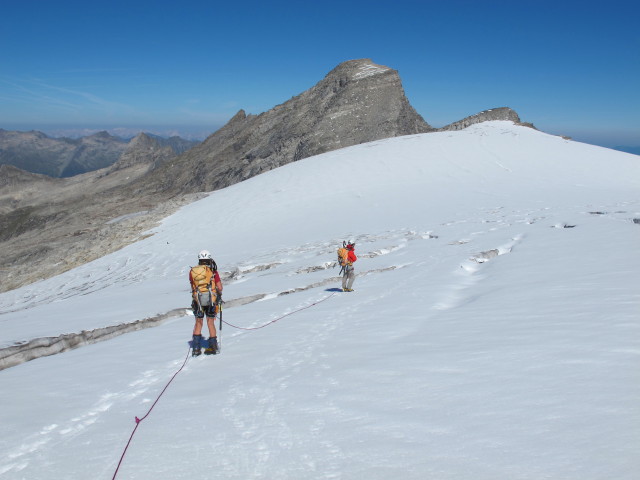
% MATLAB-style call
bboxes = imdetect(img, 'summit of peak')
[353,62,391,80]
[329,58,392,80]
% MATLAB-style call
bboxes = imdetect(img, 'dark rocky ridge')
[138,59,432,195]
[438,107,526,131]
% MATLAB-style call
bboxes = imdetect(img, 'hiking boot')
[204,337,218,355]
[192,334,203,356]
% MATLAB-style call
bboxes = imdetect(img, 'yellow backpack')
[190,265,214,293]
[337,247,349,267]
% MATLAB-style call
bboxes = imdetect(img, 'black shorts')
[192,300,218,319]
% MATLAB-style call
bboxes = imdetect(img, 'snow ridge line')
[111,346,192,480]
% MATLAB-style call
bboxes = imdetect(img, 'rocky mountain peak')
[142,58,432,194]
[128,132,157,148]
[108,133,175,172]
[228,109,248,124]
[326,58,392,83]
[88,130,113,139]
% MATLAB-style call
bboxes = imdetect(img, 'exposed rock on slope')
[438,107,520,132]
[60,131,130,177]
[438,107,524,131]
[140,59,432,194]
[0,164,58,190]
[109,133,178,171]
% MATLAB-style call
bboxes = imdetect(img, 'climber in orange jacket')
[340,241,357,292]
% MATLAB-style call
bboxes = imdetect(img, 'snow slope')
[0,122,638,479]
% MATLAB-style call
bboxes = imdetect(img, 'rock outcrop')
[438,107,522,131]
[109,133,178,171]
[139,59,432,194]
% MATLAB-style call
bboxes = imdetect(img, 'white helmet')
[198,250,212,260]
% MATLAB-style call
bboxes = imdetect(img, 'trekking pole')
[218,296,223,353]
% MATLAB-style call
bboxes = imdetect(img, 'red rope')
[112,293,334,477]
[222,293,336,330]
[112,347,191,479]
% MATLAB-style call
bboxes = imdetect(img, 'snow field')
[0,122,639,479]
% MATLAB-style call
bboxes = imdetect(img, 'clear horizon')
[2,122,638,150]
[1,0,639,148]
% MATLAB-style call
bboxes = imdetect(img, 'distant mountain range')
[0,129,199,177]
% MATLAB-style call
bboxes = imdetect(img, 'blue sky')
[1,0,638,147]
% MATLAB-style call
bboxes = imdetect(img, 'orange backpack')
[190,265,214,293]
[337,247,349,267]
